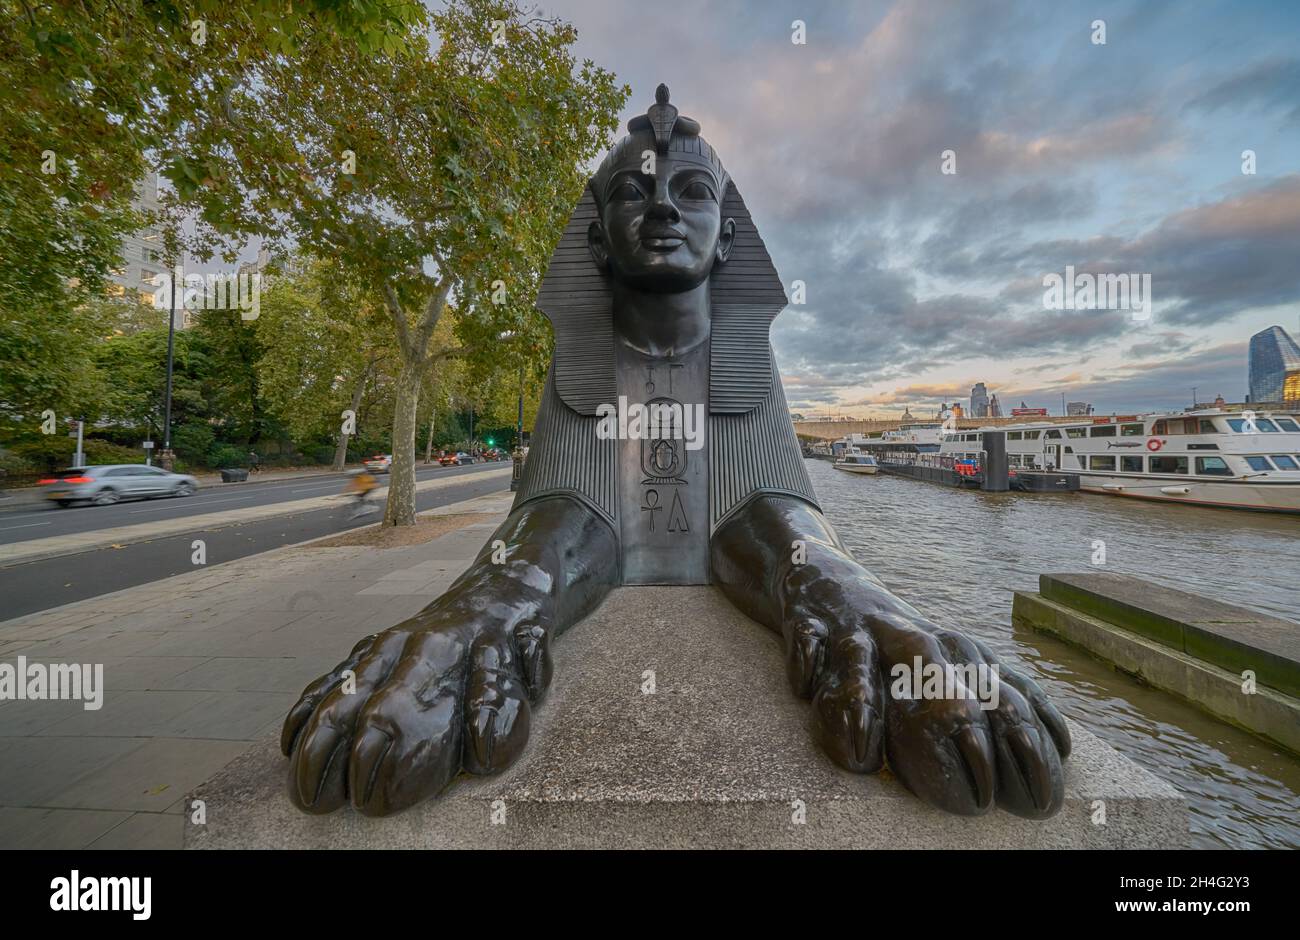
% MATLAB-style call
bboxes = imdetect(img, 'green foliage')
[9,436,76,470]
[93,320,210,433]
[171,422,216,465]
[9,436,140,472]
[207,443,248,469]
[84,439,144,465]
[0,0,424,325]
[2,0,625,504]
[256,256,393,442]
[0,297,114,422]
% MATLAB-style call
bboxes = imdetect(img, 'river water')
[806,458,1300,848]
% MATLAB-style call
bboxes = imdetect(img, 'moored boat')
[833,447,879,475]
[939,409,1300,513]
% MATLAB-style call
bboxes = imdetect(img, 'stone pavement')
[0,466,511,566]
[0,491,514,849]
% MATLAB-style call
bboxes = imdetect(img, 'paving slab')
[45,738,253,813]
[88,811,186,849]
[0,807,133,849]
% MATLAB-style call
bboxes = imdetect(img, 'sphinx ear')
[587,220,610,271]
[716,217,736,265]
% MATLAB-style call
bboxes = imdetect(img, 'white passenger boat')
[875,422,944,452]
[833,447,880,475]
[938,409,1300,513]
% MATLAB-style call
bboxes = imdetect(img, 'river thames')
[806,457,1300,849]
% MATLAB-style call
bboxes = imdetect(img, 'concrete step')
[1040,573,1300,698]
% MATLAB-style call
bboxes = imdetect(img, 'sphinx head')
[587,85,736,293]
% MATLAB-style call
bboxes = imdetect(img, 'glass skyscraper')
[1247,326,1300,404]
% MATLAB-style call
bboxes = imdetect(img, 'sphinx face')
[589,148,735,293]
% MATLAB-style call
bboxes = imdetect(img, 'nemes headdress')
[590,85,730,212]
[537,85,788,416]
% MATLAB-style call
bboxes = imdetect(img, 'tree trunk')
[383,360,424,527]
[424,407,435,464]
[333,370,368,471]
[331,431,350,472]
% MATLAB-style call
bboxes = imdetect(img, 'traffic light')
[487,438,494,446]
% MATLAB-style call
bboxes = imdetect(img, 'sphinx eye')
[680,180,715,201]
[610,181,644,202]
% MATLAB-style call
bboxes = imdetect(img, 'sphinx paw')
[282,617,543,817]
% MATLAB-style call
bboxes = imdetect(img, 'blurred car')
[436,451,459,467]
[40,465,199,507]
[363,454,392,473]
[455,451,475,465]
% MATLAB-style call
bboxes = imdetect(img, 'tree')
[0,295,112,425]
[256,256,394,469]
[164,0,626,524]
[0,1,425,416]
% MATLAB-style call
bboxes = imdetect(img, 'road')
[0,463,510,619]
[0,462,494,545]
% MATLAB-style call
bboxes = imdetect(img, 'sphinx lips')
[641,235,685,250]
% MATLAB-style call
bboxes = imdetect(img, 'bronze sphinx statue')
[281,86,1071,821]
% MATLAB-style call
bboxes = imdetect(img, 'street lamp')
[159,257,178,470]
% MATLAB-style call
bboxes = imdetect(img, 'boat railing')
[882,451,987,473]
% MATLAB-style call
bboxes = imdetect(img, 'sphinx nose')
[646,180,680,222]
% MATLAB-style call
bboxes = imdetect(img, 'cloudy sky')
[537,0,1300,417]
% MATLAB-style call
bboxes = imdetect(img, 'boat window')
[1009,454,1021,467]
[1275,417,1300,432]
[1121,423,1144,436]
[1044,429,1061,439]
[1149,455,1189,474]
[1227,418,1280,433]
[1066,427,1086,438]
[1270,455,1299,470]
[1089,455,1116,471]
[1152,420,1167,435]
[1007,431,1022,440]
[1195,456,1233,476]
[1245,456,1274,471]
[1120,455,1144,473]
[1024,430,1041,439]
[1090,425,1117,437]
[1198,419,1217,433]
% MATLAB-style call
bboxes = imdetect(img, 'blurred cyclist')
[344,469,379,519]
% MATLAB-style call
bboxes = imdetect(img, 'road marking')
[129,495,253,514]
[290,484,340,494]
[0,521,52,531]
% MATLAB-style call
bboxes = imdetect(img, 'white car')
[363,454,393,473]
[41,465,199,507]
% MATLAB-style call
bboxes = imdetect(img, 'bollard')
[510,447,525,492]
[980,432,1009,491]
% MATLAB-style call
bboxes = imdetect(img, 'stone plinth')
[187,587,1187,849]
